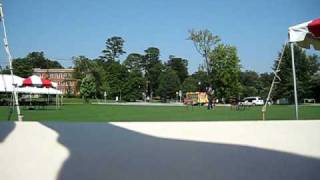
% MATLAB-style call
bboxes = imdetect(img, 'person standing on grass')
[207,87,214,110]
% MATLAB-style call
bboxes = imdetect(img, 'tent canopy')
[289,18,320,50]
[17,86,62,95]
[23,75,57,88]
[287,18,320,120]
[0,74,62,95]
[0,74,24,92]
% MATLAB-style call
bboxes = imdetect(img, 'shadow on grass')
[42,122,320,180]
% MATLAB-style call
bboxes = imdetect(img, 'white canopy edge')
[288,21,311,42]
[17,87,63,95]
[0,74,23,92]
[0,74,62,95]
[289,20,320,50]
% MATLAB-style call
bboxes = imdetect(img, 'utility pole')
[0,3,23,121]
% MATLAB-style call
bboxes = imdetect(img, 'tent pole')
[55,94,57,109]
[0,3,22,121]
[262,42,287,120]
[290,43,299,120]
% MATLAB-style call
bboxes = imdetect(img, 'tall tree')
[80,75,96,103]
[157,68,180,102]
[309,73,320,102]
[122,71,144,101]
[209,44,241,99]
[166,55,188,83]
[104,61,129,99]
[143,47,164,97]
[25,52,63,69]
[123,53,144,72]
[273,44,319,103]
[73,56,110,98]
[73,56,95,80]
[2,52,63,78]
[101,36,126,62]
[92,59,109,98]
[144,47,160,65]
[188,29,220,78]
[240,70,261,97]
[259,72,274,98]
[181,76,198,95]
[191,70,210,92]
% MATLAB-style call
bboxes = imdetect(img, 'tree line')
[0,30,319,103]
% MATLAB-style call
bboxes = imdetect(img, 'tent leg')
[56,94,57,109]
[0,4,22,121]
[261,42,287,120]
[290,43,299,120]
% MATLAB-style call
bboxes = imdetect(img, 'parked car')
[241,97,264,106]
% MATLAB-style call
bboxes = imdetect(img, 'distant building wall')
[33,68,78,95]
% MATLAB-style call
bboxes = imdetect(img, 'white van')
[241,97,264,106]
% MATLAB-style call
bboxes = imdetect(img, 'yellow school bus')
[185,92,208,105]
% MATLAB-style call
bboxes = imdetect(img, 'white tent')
[263,18,320,120]
[288,18,320,120]
[289,19,320,50]
[0,74,23,92]
[22,75,58,88]
[0,74,62,95]
[17,87,62,95]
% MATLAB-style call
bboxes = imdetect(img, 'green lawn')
[1,104,320,121]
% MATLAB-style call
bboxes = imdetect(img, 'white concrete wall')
[1,121,320,180]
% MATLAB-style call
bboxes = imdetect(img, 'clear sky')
[0,0,319,73]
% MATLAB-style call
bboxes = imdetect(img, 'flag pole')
[290,43,299,120]
[0,3,23,121]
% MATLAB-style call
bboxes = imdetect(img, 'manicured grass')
[1,104,320,121]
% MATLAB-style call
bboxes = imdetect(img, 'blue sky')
[0,0,319,73]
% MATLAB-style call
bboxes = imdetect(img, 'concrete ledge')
[1,121,320,180]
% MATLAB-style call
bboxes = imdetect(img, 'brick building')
[33,68,78,95]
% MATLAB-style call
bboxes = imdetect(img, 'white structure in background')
[17,87,62,95]
[262,18,320,120]
[1,74,63,110]
[0,74,23,92]
[23,74,58,88]
[0,74,62,95]
[288,18,320,120]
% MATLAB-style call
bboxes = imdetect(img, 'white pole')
[262,42,287,120]
[0,3,23,121]
[290,43,299,120]
[55,94,58,109]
